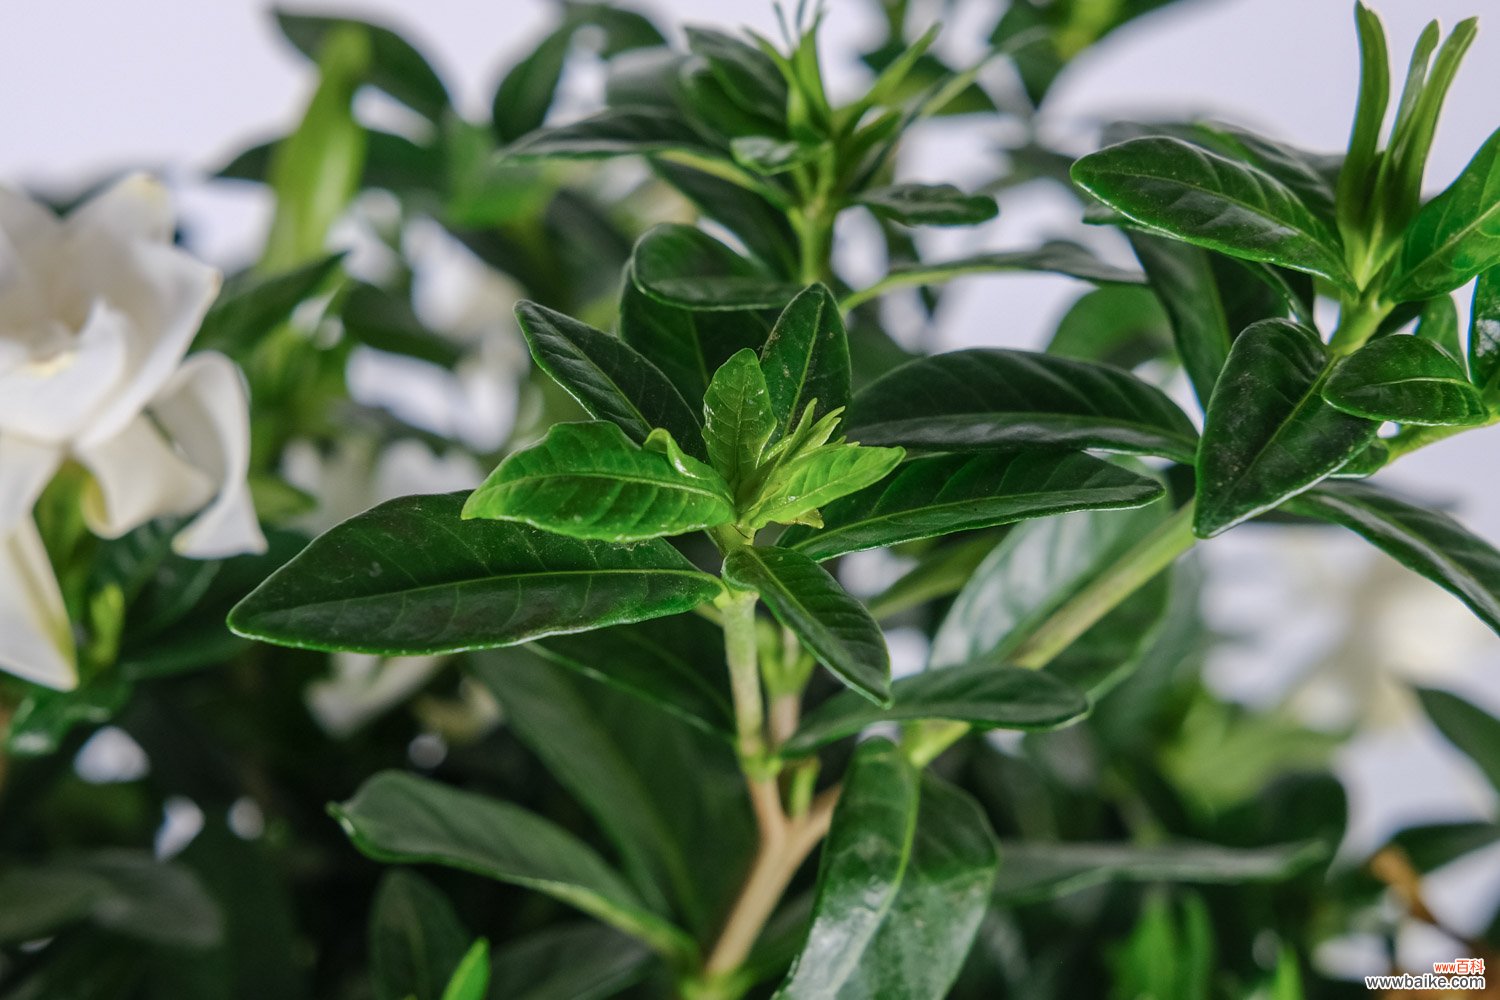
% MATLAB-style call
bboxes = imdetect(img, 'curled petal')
[0,519,76,690]
[0,434,62,534]
[151,351,266,558]
[65,173,174,246]
[74,416,215,539]
[0,301,129,443]
[0,185,62,259]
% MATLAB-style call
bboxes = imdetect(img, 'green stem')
[793,205,833,286]
[721,590,768,768]
[1328,294,1392,356]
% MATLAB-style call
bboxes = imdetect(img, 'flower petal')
[308,652,446,737]
[0,519,77,690]
[0,433,62,533]
[0,300,129,443]
[65,173,174,246]
[74,415,215,539]
[150,351,266,558]
[0,185,62,258]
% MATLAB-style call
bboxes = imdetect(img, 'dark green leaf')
[1391,126,1500,301]
[341,282,464,368]
[1471,267,1500,395]
[782,452,1164,561]
[855,184,999,227]
[530,614,732,739]
[195,254,343,354]
[486,924,652,1000]
[504,108,709,159]
[685,27,788,125]
[618,276,770,406]
[1127,232,1233,405]
[1286,480,1500,636]
[332,772,696,958]
[229,493,721,654]
[275,11,450,120]
[492,25,573,143]
[633,224,803,311]
[846,349,1198,463]
[722,545,891,705]
[1391,821,1500,873]
[785,662,1088,754]
[1416,687,1500,793]
[651,160,799,277]
[463,422,733,542]
[760,284,851,427]
[369,871,471,1000]
[1072,137,1355,292]
[1195,319,1379,537]
[1415,293,1462,360]
[992,839,1325,905]
[517,301,703,455]
[440,940,489,1000]
[1046,284,1173,369]
[1324,335,1485,425]
[703,348,779,501]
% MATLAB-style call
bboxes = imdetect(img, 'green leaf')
[487,925,651,1000]
[492,24,573,143]
[504,108,709,159]
[1196,123,1338,227]
[618,274,770,406]
[229,493,721,654]
[195,254,343,354]
[685,27,788,125]
[652,160,799,277]
[785,662,1088,755]
[855,184,999,227]
[1071,137,1355,292]
[1415,293,1462,360]
[842,241,1143,311]
[275,11,450,120]
[991,840,1326,905]
[1286,480,1500,636]
[1324,335,1486,425]
[1415,687,1500,794]
[516,301,704,455]
[759,284,851,427]
[1126,233,1233,406]
[341,282,464,368]
[1195,320,1379,537]
[369,871,470,1000]
[332,772,696,959]
[775,744,996,1000]
[531,615,734,740]
[745,444,905,532]
[702,349,779,502]
[1471,267,1500,395]
[782,452,1164,561]
[846,349,1198,463]
[1391,821,1500,873]
[1046,285,1172,370]
[1392,126,1500,301]
[722,546,891,705]
[439,940,489,1000]
[731,136,821,174]
[633,224,803,311]
[463,422,733,542]
[1337,3,1390,242]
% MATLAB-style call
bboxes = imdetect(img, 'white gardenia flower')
[0,174,265,690]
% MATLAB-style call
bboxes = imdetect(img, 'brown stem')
[768,693,800,750]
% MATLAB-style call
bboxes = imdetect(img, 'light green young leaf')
[1071,137,1355,292]
[1336,3,1390,244]
[703,349,779,503]
[746,443,904,531]
[464,422,734,542]
[439,940,489,1000]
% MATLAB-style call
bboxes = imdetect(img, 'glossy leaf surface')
[618,277,769,406]
[229,493,720,654]
[633,224,803,310]
[722,545,891,705]
[1391,126,1500,301]
[855,183,999,226]
[1473,267,1500,394]
[1195,320,1379,537]
[759,284,851,426]
[1324,335,1486,426]
[846,349,1198,462]
[745,444,905,532]
[1126,233,1233,406]
[702,349,779,502]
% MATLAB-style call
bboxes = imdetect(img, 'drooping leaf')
[633,224,804,311]
[854,183,999,227]
[1415,687,1500,794]
[1071,137,1355,292]
[782,452,1164,561]
[516,301,704,455]
[618,277,771,406]
[785,662,1089,755]
[759,284,851,427]
[1195,320,1379,537]
[1324,335,1486,426]
[332,772,696,959]
[745,444,905,532]
[846,349,1198,463]
[486,924,652,1000]
[228,493,721,654]
[1127,232,1233,406]
[462,422,734,542]
[702,349,779,502]
[1286,480,1500,636]
[275,11,450,120]
[1390,124,1500,302]
[841,241,1143,311]
[991,839,1327,904]
[368,871,471,1000]
[504,108,710,159]
[722,545,891,705]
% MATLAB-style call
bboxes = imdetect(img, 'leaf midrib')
[498,468,729,502]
